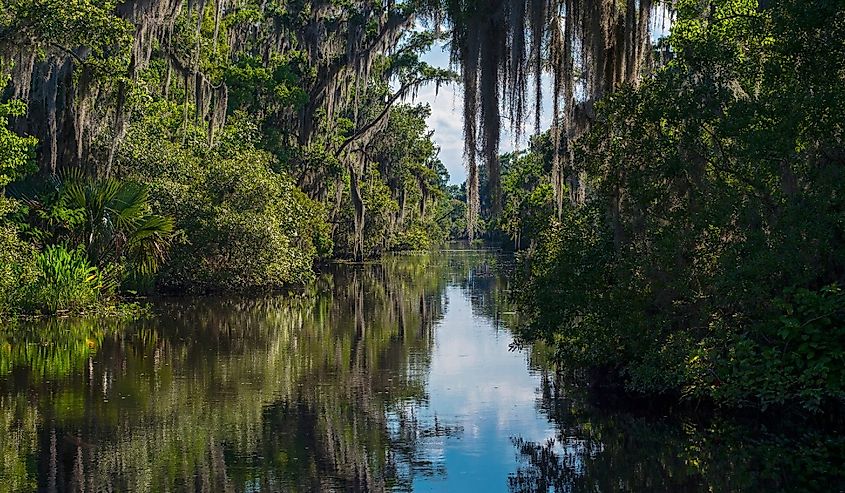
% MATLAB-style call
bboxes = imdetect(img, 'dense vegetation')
[507,0,845,411]
[1,0,843,414]
[0,0,458,315]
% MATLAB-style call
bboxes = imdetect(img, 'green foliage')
[22,244,103,314]
[332,103,454,257]
[165,2,230,82]
[335,167,400,257]
[0,204,36,317]
[496,145,554,249]
[0,85,36,188]
[58,173,175,275]
[14,173,175,280]
[1,0,133,76]
[717,285,845,410]
[225,52,309,114]
[0,83,38,317]
[4,0,131,47]
[516,0,845,410]
[391,223,433,251]
[445,184,468,239]
[2,0,456,299]
[121,110,331,291]
[0,71,172,313]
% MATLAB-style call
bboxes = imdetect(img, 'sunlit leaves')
[0,81,36,189]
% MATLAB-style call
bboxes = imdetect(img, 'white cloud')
[416,82,466,184]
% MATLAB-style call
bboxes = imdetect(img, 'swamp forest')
[0,0,843,491]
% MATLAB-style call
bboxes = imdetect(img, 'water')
[0,251,841,492]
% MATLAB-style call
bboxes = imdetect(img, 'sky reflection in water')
[406,283,557,492]
[0,251,840,492]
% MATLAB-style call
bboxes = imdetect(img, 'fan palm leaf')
[126,214,175,275]
[52,172,175,275]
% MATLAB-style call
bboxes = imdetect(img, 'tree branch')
[50,43,86,66]
[335,76,437,157]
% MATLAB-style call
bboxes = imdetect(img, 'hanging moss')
[1,0,659,241]
[1,0,421,182]
[426,0,663,232]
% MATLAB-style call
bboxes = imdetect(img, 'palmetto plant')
[58,171,174,275]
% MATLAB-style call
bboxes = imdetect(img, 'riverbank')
[1,251,842,491]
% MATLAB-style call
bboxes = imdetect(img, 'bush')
[0,209,36,316]
[120,111,331,291]
[23,244,104,314]
[391,223,432,251]
[711,286,845,410]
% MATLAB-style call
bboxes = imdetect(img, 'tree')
[420,0,659,235]
[514,0,845,410]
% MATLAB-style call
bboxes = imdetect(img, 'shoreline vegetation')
[2,0,844,417]
[0,256,840,492]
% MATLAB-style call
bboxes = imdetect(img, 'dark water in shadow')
[0,251,842,492]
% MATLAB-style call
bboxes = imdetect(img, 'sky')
[407,8,672,186]
[413,44,469,185]
[411,44,553,186]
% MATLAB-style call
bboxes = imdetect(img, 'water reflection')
[508,371,845,492]
[0,251,842,492]
[0,254,457,491]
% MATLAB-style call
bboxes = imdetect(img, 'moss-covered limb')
[420,0,661,232]
[511,0,845,411]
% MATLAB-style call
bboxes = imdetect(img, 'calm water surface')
[0,251,841,492]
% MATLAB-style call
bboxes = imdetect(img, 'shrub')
[57,174,175,276]
[0,209,36,316]
[23,245,104,314]
[0,80,37,189]
[711,286,845,410]
[391,223,432,251]
[10,173,175,287]
[119,111,331,291]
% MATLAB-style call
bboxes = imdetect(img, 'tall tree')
[421,0,660,236]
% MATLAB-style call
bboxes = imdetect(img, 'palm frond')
[126,214,175,275]
[111,181,150,230]
[13,171,175,279]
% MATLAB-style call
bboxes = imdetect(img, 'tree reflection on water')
[0,253,478,492]
[508,371,845,492]
[2,251,841,492]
